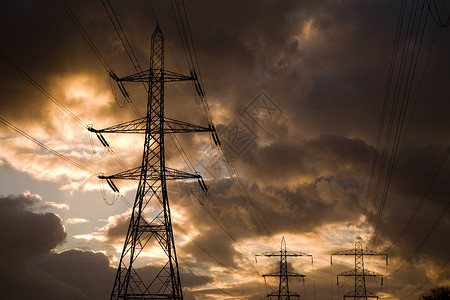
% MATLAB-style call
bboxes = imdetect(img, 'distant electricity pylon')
[90,25,212,299]
[256,237,313,299]
[331,240,388,300]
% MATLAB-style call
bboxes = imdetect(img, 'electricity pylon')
[255,237,313,299]
[90,25,212,299]
[331,240,388,300]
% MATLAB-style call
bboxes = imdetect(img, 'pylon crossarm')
[99,166,142,180]
[337,269,382,277]
[88,117,211,135]
[286,251,313,257]
[112,69,194,83]
[263,273,305,278]
[109,25,186,300]
[99,166,201,181]
[163,70,196,82]
[88,117,147,134]
[165,117,212,134]
[268,291,300,297]
[332,250,386,256]
[257,251,311,257]
[164,167,202,180]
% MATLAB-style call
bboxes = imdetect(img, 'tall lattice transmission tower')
[90,25,212,299]
[256,237,313,299]
[331,240,388,300]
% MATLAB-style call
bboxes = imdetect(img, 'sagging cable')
[190,69,205,98]
[189,184,205,205]
[98,173,118,206]
[88,124,107,159]
[109,75,127,108]
[109,71,130,99]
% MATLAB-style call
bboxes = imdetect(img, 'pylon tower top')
[91,25,213,300]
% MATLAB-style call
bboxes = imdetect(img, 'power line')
[0,50,88,128]
[383,145,449,252]
[0,49,128,170]
[401,257,450,299]
[95,0,264,284]
[367,0,442,249]
[372,0,428,244]
[59,0,111,71]
[0,116,96,176]
[179,258,236,298]
[100,0,143,72]
[169,0,274,245]
[364,0,408,216]
[60,0,142,117]
[425,0,450,27]
[388,199,449,277]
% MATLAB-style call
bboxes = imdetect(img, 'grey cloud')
[1,0,450,298]
[0,193,214,299]
[241,134,373,184]
[0,194,66,257]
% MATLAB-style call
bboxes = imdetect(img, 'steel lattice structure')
[331,240,388,300]
[256,237,313,299]
[91,25,212,300]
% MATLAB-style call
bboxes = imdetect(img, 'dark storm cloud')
[0,194,111,299]
[1,0,449,298]
[0,194,66,257]
[0,194,210,299]
[240,134,373,184]
[180,226,241,269]
[0,0,138,127]
[371,145,450,263]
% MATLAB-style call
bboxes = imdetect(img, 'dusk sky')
[0,1,449,299]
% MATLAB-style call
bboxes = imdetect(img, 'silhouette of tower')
[90,26,212,299]
[331,240,388,300]
[256,237,313,299]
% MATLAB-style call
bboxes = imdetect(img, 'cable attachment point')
[98,173,119,206]
[209,123,221,147]
[109,71,130,98]
[88,125,107,158]
[198,176,208,193]
[87,124,97,133]
[191,69,205,98]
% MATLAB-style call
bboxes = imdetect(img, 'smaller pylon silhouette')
[255,237,313,299]
[331,239,388,300]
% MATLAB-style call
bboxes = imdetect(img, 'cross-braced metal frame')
[256,237,313,299]
[91,25,212,300]
[331,240,388,300]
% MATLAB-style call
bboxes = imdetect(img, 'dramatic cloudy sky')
[0,0,449,299]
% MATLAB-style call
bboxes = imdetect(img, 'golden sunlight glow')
[73,233,106,242]
[61,75,109,105]
[66,217,89,224]
[302,19,316,40]
[294,18,320,46]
